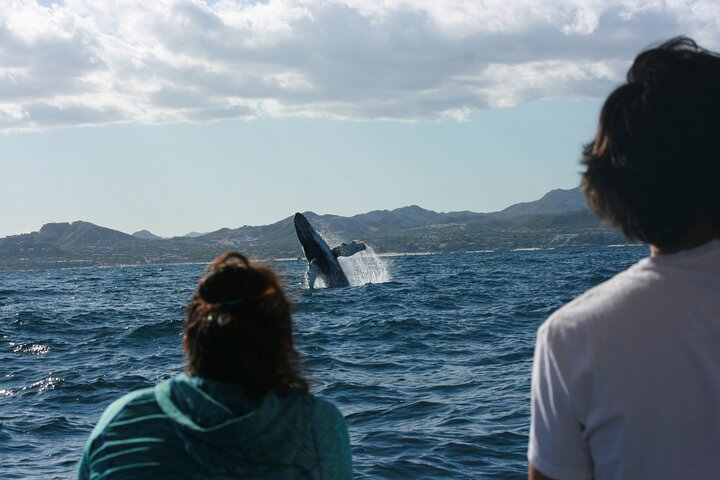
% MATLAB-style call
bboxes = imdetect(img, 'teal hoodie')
[78,374,352,479]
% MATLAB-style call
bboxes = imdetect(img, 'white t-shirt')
[529,240,720,480]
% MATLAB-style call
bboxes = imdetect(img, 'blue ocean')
[0,246,647,479]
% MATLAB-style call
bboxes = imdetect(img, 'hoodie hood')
[154,374,314,471]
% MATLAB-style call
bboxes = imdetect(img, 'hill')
[0,187,627,270]
[39,221,141,248]
[497,188,587,217]
[132,229,163,240]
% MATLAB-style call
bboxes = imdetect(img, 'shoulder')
[92,387,155,437]
[311,396,347,426]
[542,258,657,338]
[86,387,157,443]
[279,390,347,427]
[535,258,666,372]
[306,395,351,466]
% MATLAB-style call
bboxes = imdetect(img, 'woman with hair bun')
[78,252,353,479]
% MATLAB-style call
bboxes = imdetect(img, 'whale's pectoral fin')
[307,258,318,289]
[331,241,367,258]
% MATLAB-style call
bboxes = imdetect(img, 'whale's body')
[294,212,366,288]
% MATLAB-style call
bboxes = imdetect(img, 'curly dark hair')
[184,252,308,399]
[581,36,720,247]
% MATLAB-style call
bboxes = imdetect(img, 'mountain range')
[0,188,629,270]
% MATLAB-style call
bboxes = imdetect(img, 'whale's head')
[294,213,313,243]
[294,212,330,263]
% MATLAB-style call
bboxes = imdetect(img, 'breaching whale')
[293,212,367,288]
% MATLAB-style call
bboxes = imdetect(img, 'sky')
[2,0,720,238]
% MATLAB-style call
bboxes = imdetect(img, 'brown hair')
[581,37,720,247]
[184,252,308,399]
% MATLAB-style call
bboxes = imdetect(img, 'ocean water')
[0,246,648,479]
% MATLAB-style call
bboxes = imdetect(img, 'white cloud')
[0,0,718,130]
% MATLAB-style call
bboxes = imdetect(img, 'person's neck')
[651,221,720,256]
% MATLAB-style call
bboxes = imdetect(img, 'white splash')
[305,269,328,289]
[301,246,390,289]
[305,229,391,288]
[338,245,392,286]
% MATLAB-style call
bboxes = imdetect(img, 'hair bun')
[197,252,268,305]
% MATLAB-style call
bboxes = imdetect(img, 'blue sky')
[2,1,719,238]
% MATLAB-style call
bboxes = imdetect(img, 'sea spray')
[338,245,391,286]
[301,245,391,288]
[308,230,392,288]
